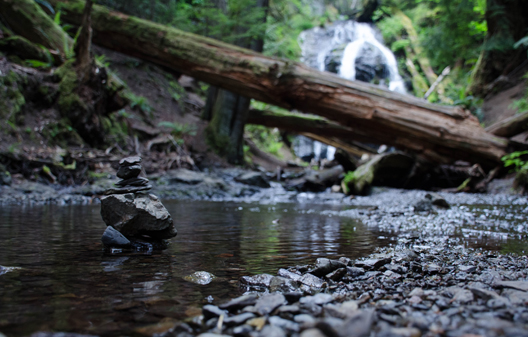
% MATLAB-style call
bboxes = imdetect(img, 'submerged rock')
[184,271,216,285]
[100,193,176,239]
[101,226,131,248]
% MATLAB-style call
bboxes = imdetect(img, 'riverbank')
[164,242,528,337]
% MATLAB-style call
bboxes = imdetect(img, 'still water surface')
[0,201,388,336]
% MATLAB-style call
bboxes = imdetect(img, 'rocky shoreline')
[153,240,528,337]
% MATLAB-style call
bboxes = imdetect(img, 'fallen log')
[485,111,528,138]
[48,0,507,165]
[246,109,374,157]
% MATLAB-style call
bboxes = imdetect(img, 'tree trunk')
[205,0,269,165]
[469,0,528,95]
[49,0,508,166]
[0,0,73,62]
[75,0,93,82]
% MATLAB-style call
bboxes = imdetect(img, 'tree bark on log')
[0,0,72,61]
[49,0,508,166]
[246,109,374,157]
[485,111,528,138]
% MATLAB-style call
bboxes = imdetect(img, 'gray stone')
[101,226,131,248]
[235,172,270,188]
[346,266,366,277]
[326,268,347,281]
[494,281,528,292]
[100,193,176,239]
[501,289,528,305]
[355,257,391,270]
[115,177,149,187]
[183,271,216,285]
[219,294,258,311]
[299,328,326,337]
[470,287,501,301]
[255,293,286,316]
[240,274,274,288]
[119,156,141,166]
[269,316,300,332]
[413,199,433,212]
[337,309,375,337]
[103,185,152,195]
[167,169,206,185]
[278,268,303,282]
[202,305,227,320]
[309,258,346,277]
[232,325,253,336]
[299,273,325,288]
[270,276,298,293]
[445,287,474,303]
[426,192,450,208]
[300,293,333,306]
[459,265,477,273]
[224,312,256,326]
[324,302,359,319]
[294,314,317,325]
[257,325,286,337]
[116,164,142,180]
[278,305,300,314]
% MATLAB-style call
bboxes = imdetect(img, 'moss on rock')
[0,36,52,64]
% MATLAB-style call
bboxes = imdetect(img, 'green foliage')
[168,80,186,103]
[24,59,53,69]
[509,72,528,114]
[158,121,197,137]
[126,92,153,114]
[502,151,528,172]
[245,124,284,159]
[377,0,487,73]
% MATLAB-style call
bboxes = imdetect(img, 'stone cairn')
[100,156,177,251]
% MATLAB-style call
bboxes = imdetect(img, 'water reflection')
[0,201,383,336]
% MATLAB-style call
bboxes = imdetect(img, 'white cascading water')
[294,20,406,161]
[338,22,406,93]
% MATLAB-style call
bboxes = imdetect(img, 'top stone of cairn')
[119,156,142,167]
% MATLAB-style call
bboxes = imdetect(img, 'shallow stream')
[0,198,526,336]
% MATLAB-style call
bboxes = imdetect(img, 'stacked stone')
[104,156,152,195]
[100,156,177,251]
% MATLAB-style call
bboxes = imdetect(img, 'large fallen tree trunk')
[48,0,508,166]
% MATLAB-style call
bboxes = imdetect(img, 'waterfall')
[338,23,406,93]
[299,20,406,93]
[294,21,406,162]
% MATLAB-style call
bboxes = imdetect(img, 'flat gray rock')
[219,294,258,311]
[167,169,206,185]
[116,164,141,180]
[240,273,274,288]
[119,156,141,166]
[299,273,325,288]
[103,185,152,195]
[494,281,528,292]
[255,293,286,316]
[235,172,270,188]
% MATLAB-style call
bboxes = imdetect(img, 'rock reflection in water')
[0,201,379,336]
